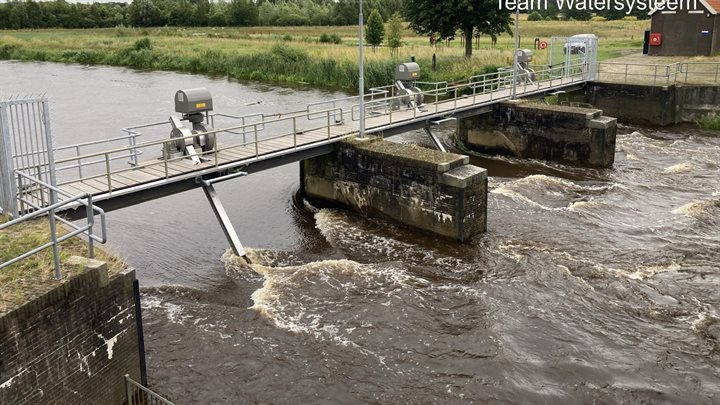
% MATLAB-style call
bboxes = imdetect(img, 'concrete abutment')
[559,82,720,126]
[0,261,142,405]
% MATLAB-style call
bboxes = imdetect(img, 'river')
[2,61,719,404]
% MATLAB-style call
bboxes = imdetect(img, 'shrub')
[282,34,293,42]
[0,44,20,59]
[528,11,543,21]
[133,37,153,51]
[270,43,308,63]
[319,33,341,44]
[697,113,720,130]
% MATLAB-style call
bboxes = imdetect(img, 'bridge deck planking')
[29,76,582,205]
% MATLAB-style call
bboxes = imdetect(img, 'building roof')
[649,0,718,15]
[705,0,720,13]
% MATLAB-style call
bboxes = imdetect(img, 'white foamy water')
[605,262,681,280]
[663,162,697,174]
[672,200,720,219]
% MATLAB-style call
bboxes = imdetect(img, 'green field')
[0,18,652,90]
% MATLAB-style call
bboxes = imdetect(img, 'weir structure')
[0,36,602,258]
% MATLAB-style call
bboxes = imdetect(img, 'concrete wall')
[0,263,141,405]
[458,102,617,168]
[562,82,720,125]
[302,137,487,242]
[649,11,718,56]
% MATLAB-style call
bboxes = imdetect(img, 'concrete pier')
[458,102,617,168]
[301,137,487,242]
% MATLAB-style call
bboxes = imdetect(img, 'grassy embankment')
[0,18,650,90]
[0,214,125,313]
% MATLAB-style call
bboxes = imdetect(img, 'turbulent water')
[2,62,719,404]
[141,126,720,404]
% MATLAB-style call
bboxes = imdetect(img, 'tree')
[404,0,511,57]
[228,0,258,26]
[365,9,384,50]
[129,0,164,27]
[386,12,403,57]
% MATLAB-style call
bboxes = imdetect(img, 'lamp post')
[511,6,519,99]
[358,0,365,138]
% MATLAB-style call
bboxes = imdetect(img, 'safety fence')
[596,61,720,85]
[125,375,174,405]
[0,97,108,280]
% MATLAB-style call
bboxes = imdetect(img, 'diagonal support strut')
[202,183,249,262]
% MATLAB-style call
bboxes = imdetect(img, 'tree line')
[0,0,405,30]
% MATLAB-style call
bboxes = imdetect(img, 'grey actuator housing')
[395,62,421,82]
[175,88,213,115]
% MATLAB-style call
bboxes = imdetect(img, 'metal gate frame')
[0,96,58,217]
[548,36,599,81]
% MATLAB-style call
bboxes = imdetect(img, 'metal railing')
[0,171,107,279]
[597,61,720,85]
[12,132,144,180]
[14,62,592,205]
[678,62,720,84]
[349,62,590,124]
[48,105,346,192]
[125,375,174,405]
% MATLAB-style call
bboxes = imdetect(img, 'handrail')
[349,62,590,122]
[1,170,107,279]
[125,375,174,405]
[596,61,720,84]
[54,105,345,166]
[31,60,594,202]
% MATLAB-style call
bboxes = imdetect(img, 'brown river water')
[2,61,719,404]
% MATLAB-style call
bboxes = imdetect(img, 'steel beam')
[202,183,248,261]
[424,127,447,153]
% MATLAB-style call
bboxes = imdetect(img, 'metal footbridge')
[31,66,590,210]
[2,49,596,264]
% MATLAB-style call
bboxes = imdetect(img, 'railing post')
[625,64,628,84]
[132,136,139,167]
[716,64,719,83]
[686,64,689,82]
[104,153,112,191]
[214,132,218,167]
[327,111,331,139]
[86,194,95,259]
[0,102,18,217]
[163,144,169,179]
[124,375,133,405]
[76,145,83,179]
[254,125,259,157]
[293,117,297,148]
[38,99,62,280]
[16,172,25,215]
[654,65,657,85]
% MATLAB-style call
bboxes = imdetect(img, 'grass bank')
[0,214,125,313]
[0,19,650,90]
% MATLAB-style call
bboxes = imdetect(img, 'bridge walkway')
[17,71,587,213]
